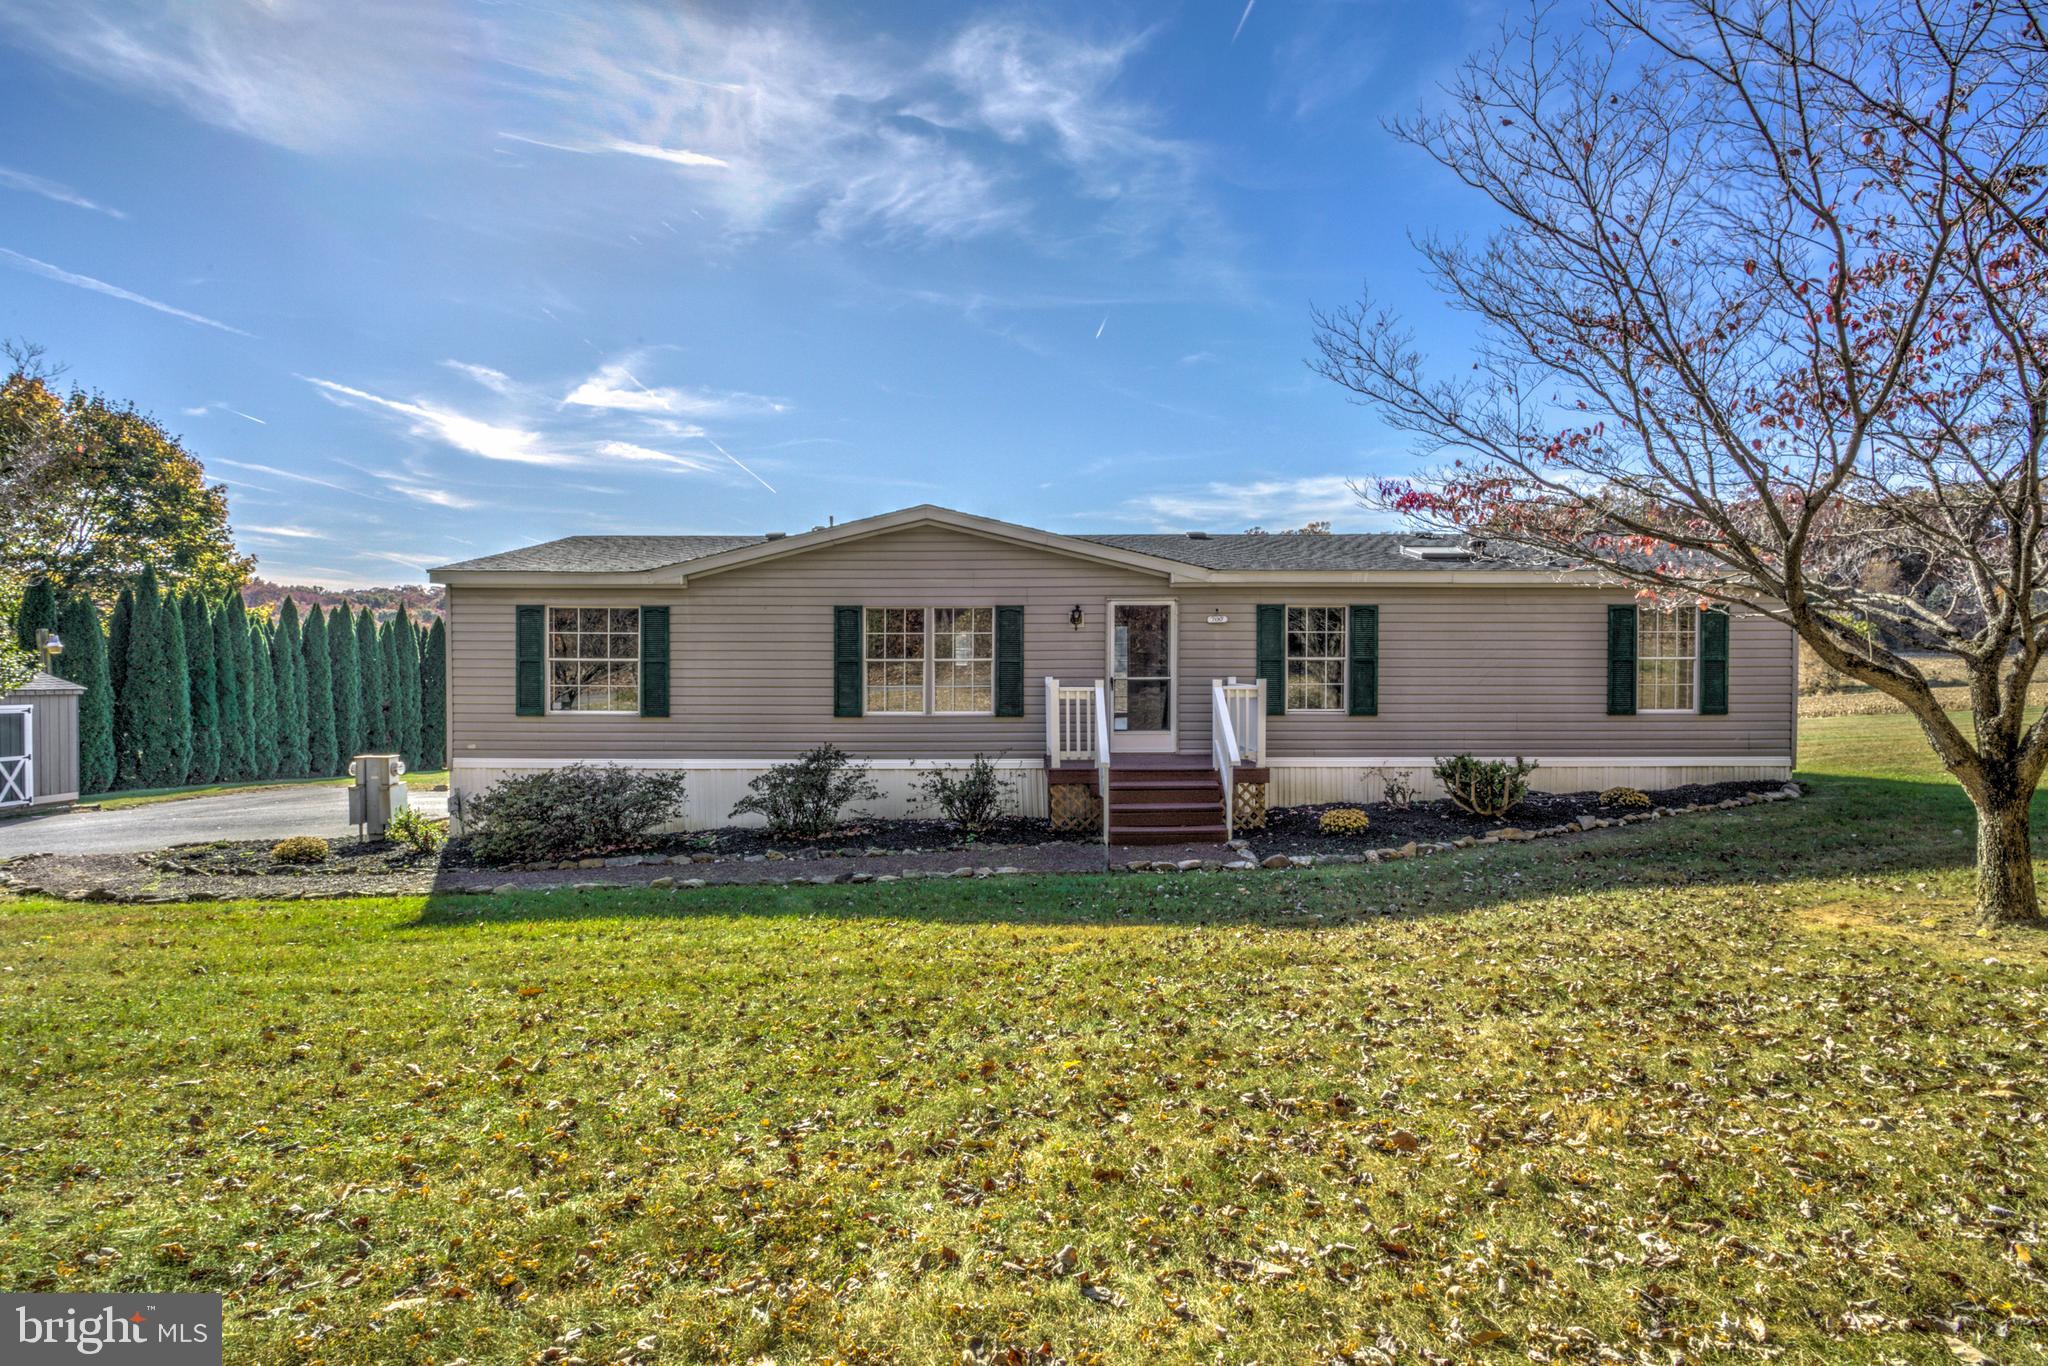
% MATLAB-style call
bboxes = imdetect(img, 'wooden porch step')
[1113,824,1229,845]
[1109,800,1225,828]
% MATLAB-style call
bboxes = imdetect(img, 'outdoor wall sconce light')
[1069,605,1085,630]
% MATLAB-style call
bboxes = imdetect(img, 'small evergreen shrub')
[918,755,1014,833]
[1318,807,1373,836]
[271,835,330,864]
[465,763,688,863]
[386,805,445,855]
[1600,785,1651,808]
[731,743,882,840]
[1433,754,1537,818]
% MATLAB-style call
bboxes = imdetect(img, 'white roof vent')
[1399,543,1475,562]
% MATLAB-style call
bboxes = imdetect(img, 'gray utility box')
[348,753,409,837]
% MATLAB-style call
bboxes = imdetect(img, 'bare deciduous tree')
[1314,0,2048,923]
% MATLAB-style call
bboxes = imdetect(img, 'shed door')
[0,706,30,807]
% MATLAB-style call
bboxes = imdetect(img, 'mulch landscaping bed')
[150,837,440,880]
[470,814,1090,869]
[1246,779,1786,859]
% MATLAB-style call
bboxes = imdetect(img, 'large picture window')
[1637,605,1697,712]
[1285,606,1347,711]
[933,608,994,714]
[549,607,639,713]
[865,608,927,714]
[864,607,993,715]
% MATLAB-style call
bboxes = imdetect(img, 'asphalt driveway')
[0,786,450,857]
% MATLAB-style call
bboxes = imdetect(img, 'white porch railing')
[1045,676,1113,844]
[1211,678,1265,839]
[1046,677,1100,763]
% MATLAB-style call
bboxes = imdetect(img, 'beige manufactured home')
[430,505,1795,842]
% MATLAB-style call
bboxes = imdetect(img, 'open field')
[0,718,2042,1362]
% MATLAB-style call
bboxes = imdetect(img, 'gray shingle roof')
[1075,532,1549,572]
[434,535,767,574]
[434,522,1574,576]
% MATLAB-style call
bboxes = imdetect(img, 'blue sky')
[0,0,1506,587]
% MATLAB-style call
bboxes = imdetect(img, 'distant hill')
[241,579,444,623]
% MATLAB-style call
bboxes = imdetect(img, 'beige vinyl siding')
[444,526,1795,767]
[1182,588,1793,760]
[446,524,1179,762]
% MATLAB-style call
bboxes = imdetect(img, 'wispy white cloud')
[0,165,124,217]
[386,482,482,510]
[0,0,456,152]
[594,440,719,474]
[1113,476,1389,531]
[563,358,786,418]
[213,458,370,500]
[183,401,266,423]
[307,377,565,466]
[0,247,249,334]
[440,360,516,395]
[604,139,729,169]
[242,524,327,540]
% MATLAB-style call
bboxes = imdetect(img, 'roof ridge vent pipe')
[765,531,787,540]
[1185,530,1211,539]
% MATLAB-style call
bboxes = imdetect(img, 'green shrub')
[1601,785,1651,808]
[463,763,688,863]
[1318,807,1373,835]
[1433,754,1537,818]
[271,835,329,864]
[917,755,1014,834]
[386,805,445,855]
[730,743,882,840]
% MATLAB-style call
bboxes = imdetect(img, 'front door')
[1108,602,1175,752]
[0,707,31,808]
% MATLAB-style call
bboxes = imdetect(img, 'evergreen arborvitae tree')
[180,594,220,785]
[248,620,279,779]
[421,617,447,770]
[212,597,245,781]
[125,567,192,788]
[329,604,362,762]
[14,579,58,654]
[53,595,114,795]
[379,619,403,753]
[273,599,309,777]
[360,611,390,749]
[391,606,424,768]
[302,604,338,775]
[106,587,136,786]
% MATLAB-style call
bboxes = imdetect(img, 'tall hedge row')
[7,578,446,796]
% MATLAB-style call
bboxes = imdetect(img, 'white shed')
[0,671,85,813]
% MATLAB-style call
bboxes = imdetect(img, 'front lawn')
[0,721,2042,1362]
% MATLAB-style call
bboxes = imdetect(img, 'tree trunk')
[1972,787,2042,926]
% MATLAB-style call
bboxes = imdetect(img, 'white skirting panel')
[450,758,1050,833]
[1267,757,1794,807]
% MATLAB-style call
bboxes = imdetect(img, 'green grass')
[1,726,2043,1362]
[85,768,450,811]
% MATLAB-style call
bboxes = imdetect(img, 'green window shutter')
[1700,607,1729,715]
[1606,604,1637,716]
[515,605,545,717]
[1347,605,1378,716]
[994,605,1024,717]
[1256,604,1286,715]
[639,606,670,718]
[833,606,864,718]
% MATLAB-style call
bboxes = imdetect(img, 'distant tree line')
[13,573,446,795]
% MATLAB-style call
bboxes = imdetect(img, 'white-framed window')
[865,608,927,714]
[548,607,640,713]
[1637,605,1698,712]
[864,607,993,715]
[1285,606,1347,712]
[932,607,994,714]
